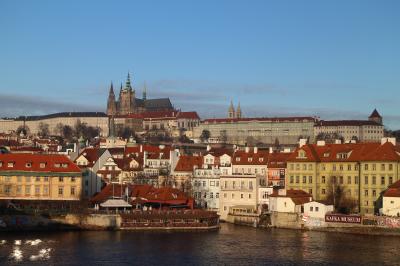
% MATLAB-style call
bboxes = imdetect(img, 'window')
[365,190,368,196]
[381,176,385,185]
[347,176,351,184]
[26,162,32,168]
[36,177,41,182]
[296,176,299,184]
[315,207,319,212]
[35,185,40,195]
[322,189,326,195]
[309,176,312,183]
[232,193,234,199]
[339,176,343,184]
[59,177,64,182]
[339,165,343,171]
[332,164,336,171]
[204,192,207,198]
[365,176,368,185]
[71,187,76,196]
[389,176,393,185]
[58,187,64,196]
[43,186,49,195]
[365,164,369,171]
[290,176,294,184]
[25,185,31,195]
[249,194,251,199]
[308,164,313,170]
[216,193,219,198]
[210,192,213,198]
[322,176,326,184]
[71,177,76,182]
[372,164,376,171]
[241,194,244,199]
[7,162,14,168]
[381,164,385,171]
[309,189,312,195]
[203,181,206,187]
[347,164,352,171]
[17,176,22,182]
[17,185,22,194]
[372,176,376,185]
[310,207,314,212]
[303,164,307,170]
[355,176,359,184]
[389,164,393,171]
[224,193,227,198]
[372,190,376,197]
[303,176,307,183]
[249,181,253,189]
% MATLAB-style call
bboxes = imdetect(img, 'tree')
[220,130,228,144]
[200,130,211,142]
[326,178,358,214]
[117,126,134,140]
[16,125,30,136]
[38,122,50,137]
[55,123,64,136]
[62,125,74,142]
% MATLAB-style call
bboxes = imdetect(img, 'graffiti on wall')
[362,217,400,228]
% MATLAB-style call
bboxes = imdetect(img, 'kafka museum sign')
[325,214,362,224]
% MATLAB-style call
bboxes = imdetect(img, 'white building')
[269,189,312,213]
[382,181,400,217]
[192,167,221,211]
[219,174,262,220]
[303,201,334,219]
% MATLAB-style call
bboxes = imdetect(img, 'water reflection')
[0,224,399,265]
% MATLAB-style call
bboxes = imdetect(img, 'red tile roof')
[270,189,312,205]
[174,155,203,172]
[176,111,200,120]
[315,120,381,126]
[288,142,400,163]
[0,153,81,173]
[267,152,292,168]
[232,149,269,165]
[383,188,400,197]
[203,117,316,123]
[75,148,104,167]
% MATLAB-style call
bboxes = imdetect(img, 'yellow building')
[286,140,400,215]
[0,153,82,201]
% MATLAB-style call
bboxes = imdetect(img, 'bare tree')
[38,122,50,137]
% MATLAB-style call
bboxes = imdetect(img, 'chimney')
[206,145,211,151]
[159,144,165,150]
[269,147,273,154]
[140,145,143,153]
[245,147,250,153]
[381,137,396,146]
[317,140,326,146]
[254,147,258,154]
[299,138,307,148]
[278,189,286,196]
[335,139,342,144]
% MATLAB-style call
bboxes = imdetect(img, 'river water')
[0,223,399,265]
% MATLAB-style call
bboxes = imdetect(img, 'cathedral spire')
[228,100,235,118]
[107,82,117,116]
[109,81,114,95]
[236,102,242,118]
[143,82,147,100]
[125,72,132,91]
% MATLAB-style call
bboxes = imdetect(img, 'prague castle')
[107,73,174,116]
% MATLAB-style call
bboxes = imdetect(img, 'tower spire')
[125,72,132,91]
[228,100,235,118]
[143,81,147,100]
[236,102,242,118]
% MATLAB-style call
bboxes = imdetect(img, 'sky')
[0,0,399,128]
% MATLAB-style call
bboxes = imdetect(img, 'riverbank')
[0,210,220,232]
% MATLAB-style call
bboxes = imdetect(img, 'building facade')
[0,154,82,201]
[286,139,400,215]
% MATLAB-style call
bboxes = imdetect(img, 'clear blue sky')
[1,0,399,128]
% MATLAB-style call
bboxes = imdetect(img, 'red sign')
[325,214,361,224]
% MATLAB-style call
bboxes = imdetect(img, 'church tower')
[236,102,242,118]
[119,72,135,114]
[228,100,235,118]
[368,108,383,125]
[143,82,147,100]
[106,82,117,116]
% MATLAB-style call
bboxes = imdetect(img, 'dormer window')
[62,163,68,168]
[40,163,46,168]
[55,163,61,168]
[336,153,348,159]
[26,162,32,168]
[7,162,14,168]
[259,158,264,162]
[297,150,306,159]
[248,158,253,162]
[236,157,240,162]
[323,153,330,158]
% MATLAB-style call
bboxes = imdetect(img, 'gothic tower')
[228,100,235,118]
[119,72,135,115]
[106,82,117,116]
[236,102,242,118]
[143,82,147,100]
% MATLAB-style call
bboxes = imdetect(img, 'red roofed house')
[0,153,82,202]
[382,180,400,217]
[172,155,203,191]
[269,189,313,213]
